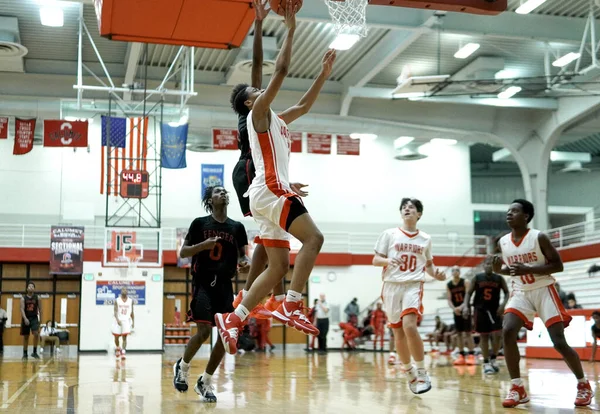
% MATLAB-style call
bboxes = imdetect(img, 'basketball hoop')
[323,0,369,38]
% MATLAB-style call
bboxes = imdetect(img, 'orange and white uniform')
[246,110,304,249]
[112,296,133,336]
[499,228,570,330]
[374,228,433,328]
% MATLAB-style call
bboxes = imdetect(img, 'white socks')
[415,360,425,370]
[286,290,302,303]
[202,372,213,384]
[242,289,248,298]
[234,305,250,321]
[180,360,190,372]
[511,378,523,386]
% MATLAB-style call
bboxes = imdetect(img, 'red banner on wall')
[212,128,239,150]
[13,118,36,155]
[337,135,360,156]
[307,133,331,154]
[44,120,89,147]
[290,132,302,153]
[0,117,8,139]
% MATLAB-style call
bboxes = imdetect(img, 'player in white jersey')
[492,199,592,408]
[112,288,134,360]
[216,2,337,354]
[373,198,446,394]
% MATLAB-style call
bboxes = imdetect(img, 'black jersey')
[472,273,504,310]
[23,294,39,318]
[185,215,248,282]
[237,115,251,160]
[447,278,467,307]
[592,324,600,340]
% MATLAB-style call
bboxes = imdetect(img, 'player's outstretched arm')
[252,0,296,129]
[251,0,269,89]
[279,49,336,125]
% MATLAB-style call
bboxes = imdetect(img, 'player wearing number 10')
[493,199,593,408]
[372,198,446,395]
[173,186,250,402]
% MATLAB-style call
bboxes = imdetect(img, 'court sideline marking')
[0,357,54,410]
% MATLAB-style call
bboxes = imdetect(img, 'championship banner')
[95,280,146,305]
[212,128,238,150]
[43,120,89,147]
[336,135,360,156]
[290,132,302,153]
[201,164,224,198]
[176,228,191,268]
[307,133,332,154]
[0,117,8,139]
[13,118,36,155]
[50,226,84,274]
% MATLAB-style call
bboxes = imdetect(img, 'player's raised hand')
[321,49,337,78]
[433,268,446,281]
[283,0,297,31]
[290,182,309,197]
[253,0,270,21]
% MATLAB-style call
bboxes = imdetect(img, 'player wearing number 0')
[372,198,446,394]
[493,199,592,408]
[463,256,508,375]
[112,287,134,360]
[173,186,250,402]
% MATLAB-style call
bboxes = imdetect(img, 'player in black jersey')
[591,310,600,363]
[463,257,509,374]
[446,267,476,365]
[173,185,250,402]
[20,282,41,360]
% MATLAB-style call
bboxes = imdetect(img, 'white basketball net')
[323,0,369,38]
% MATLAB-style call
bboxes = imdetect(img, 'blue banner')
[201,164,224,198]
[161,123,188,169]
[96,280,146,305]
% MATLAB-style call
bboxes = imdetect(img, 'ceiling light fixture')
[394,136,415,149]
[515,0,548,14]
[454,43,480,59]
[430,138,457,146]
[349,133,377,140]
[40,6,64,27]
[552,52,581,67]
[497,86,522,99]
[329,34,360,51]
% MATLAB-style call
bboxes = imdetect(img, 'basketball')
[269,0,303,16]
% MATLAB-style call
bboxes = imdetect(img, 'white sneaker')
[491,359,500,373]
[194,376,217,402]
[416,368,432,394]
[483,363,496,375]
[404,366,418,394]
[121,350,126,360]
[388,353,398,365]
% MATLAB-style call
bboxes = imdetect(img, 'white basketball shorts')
[381,281,424,328]
[505,284,571,330]
[112,318,131,336]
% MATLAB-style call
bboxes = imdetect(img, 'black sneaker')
[194,376,217,402]
[172,358,189,392]
[31,353,40,360]
[22,354,28,361]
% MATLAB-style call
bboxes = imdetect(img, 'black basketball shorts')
[21,316,40,336]
[474,308,502,334]
[232,157,255,217]
[187,281,234,326]
[453,312,472,333]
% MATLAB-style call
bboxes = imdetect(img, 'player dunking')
[173,186,250,401]
[231,0,287,317]
[372,198,446,394]
[112,287,134,360]
[216,1,337,353]
[463,257,508,374]
[492,199,593,407]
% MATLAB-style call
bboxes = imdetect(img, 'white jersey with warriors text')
[246,109,293,196]
[499,228,555,291]
[116,297,132,322]
[374,228,433,283]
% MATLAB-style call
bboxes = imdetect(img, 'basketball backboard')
[103,228,162,267]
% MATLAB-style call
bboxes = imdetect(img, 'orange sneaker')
[502,384,529,408]
[249,303,272,320]
[453,355,466,366]
[575,381,594,407]
[264,295,284,312]
[214,312,243,354]
[232,290,243,308]
[466,354,477,365]
[272,300,319,336]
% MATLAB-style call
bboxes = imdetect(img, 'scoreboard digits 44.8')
[120,170,149,199]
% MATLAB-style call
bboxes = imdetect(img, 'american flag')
[100,116,148,195]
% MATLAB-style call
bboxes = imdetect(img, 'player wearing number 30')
[493,199,592,408]
[372,198,446,395]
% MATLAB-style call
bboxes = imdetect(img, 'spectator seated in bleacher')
[426,316,450,354]
[588,264,600,277]
[590,311,600,363]
[566,293,583,309]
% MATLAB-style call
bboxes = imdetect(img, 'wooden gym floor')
[0,348,598,413]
